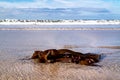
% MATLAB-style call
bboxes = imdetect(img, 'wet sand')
[0,29,120,80]
[0,48,120,80]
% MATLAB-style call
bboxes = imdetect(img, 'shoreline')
[0,27,120,30]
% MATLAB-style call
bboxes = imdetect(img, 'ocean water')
[0,25,120,80]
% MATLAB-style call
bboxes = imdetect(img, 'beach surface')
[0,26,120,80]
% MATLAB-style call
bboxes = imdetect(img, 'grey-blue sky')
[0,0,120,20]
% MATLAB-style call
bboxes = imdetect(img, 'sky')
[0,0,120,20]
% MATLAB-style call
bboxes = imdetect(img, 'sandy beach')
[0,27,120,80]
[0,47,120,80]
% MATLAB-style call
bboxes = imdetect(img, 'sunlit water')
[0,25,120,80]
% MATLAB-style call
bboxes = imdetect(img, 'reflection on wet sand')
[98,46,120,49]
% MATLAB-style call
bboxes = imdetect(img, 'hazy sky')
[0,0,120,20]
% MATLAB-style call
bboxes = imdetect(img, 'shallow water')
[0,26,120,80]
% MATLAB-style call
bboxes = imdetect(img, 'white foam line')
[0,22,120,25]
